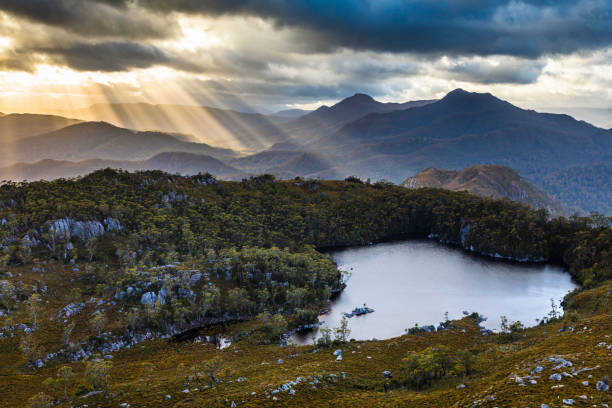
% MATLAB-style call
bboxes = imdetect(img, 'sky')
[1,0,612,125]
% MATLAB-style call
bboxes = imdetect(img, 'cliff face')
[402,164,568,215]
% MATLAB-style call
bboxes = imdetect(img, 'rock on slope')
[402,164,568,215]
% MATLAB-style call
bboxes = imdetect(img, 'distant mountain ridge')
[402,164,569,215]
[0,113,82,143]
[0,121,237,167]
[278,94,436,145]
[52,102,289,152]
[0,152,242,181]
[3,89,612,215]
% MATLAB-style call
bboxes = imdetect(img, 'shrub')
[402,345,458,389]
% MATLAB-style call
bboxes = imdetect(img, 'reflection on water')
[293,240,577,344]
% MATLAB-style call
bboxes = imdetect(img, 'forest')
[0,169,610,337]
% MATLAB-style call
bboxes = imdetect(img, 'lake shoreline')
[294,240,577,344]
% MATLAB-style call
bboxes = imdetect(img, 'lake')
[293,240,577,344]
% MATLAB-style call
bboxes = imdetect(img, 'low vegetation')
[0,169,610,406]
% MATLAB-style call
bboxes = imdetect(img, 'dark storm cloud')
[0,0,175,38]
[443,59,546,84]
[137,0,612,58]
[38,42,202,72]
[0,0,609,90]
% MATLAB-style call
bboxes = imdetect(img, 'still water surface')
[293,240,577,344]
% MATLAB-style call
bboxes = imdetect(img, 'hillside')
[264,152,335,179]
[0,122,238,167]
[274,94,436,145]
[0,113,81,143]
[55,103,289,151]
[402,165,568,215]
[230,150,303,173]
[0,152,242,181]
[0,170,610,407]
[529,162,612,215]
[271,108,312,120]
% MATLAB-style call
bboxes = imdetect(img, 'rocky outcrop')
[47,217,122,242]
[344,306,374,318]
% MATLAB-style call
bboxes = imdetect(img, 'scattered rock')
[456,384,466,389]
[140,292,157,306]
[549,373,562,381]
[597,380,609,391]
[344,306,375,318]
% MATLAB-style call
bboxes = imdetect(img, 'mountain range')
[2,89,612,214]
[303,89,612,179]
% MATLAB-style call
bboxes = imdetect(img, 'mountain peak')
[349,93,375,101]
[335,93,377,107]
[439,88,513,111]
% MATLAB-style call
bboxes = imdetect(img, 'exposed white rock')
[140,292,157,306]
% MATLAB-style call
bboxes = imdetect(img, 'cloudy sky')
[1,0,612,124]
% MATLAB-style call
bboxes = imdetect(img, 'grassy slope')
[1,264,610,407]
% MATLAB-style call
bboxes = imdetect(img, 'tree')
[457,350,475,375]
[56,366,75,400]
[317,324,333,348]
[26,293,41,328]
[256,311,287,344]
[402,345,457,390]
[84,360,112,394]
[199,285,220,317]
[548,298,560,320]
[0,281,15,310]
[90,313,106,336]
[20,332,43,366]
[226,288,254,316]
[334,316,351,343]
[28,393,52,408]
[85,237,98,262]
[499,316,525,343]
